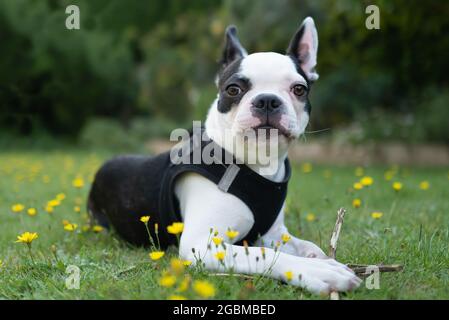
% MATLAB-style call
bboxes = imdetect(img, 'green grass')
[0,150,448,299]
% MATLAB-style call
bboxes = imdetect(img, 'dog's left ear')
[221,25,248,67]
[287,17,319,81]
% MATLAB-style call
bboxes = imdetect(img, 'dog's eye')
[292,84,307,97]
[226,85,242,97]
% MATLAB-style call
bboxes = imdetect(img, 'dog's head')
[206,17,319,163]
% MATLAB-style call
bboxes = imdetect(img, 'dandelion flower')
[214,251,226,261]
[168,295,187,300]
[16,232,38,244]
[167,222,184,235]
[352,199,361,208]
[47,199,61,207]
[64,223,78,232]
[212,236,223,246]
[371,212,383,219]
[92,225,104,233]
[170,258,185,274]
[306,213,316,222]
[27,208,37,216]
[11,204,25,213]
[182,260,192,267]
[140,216,150,223]
[177,276,191,292]
[45,205,54,213]
[74,206,81,213]
[301,162,312,173]
[56,193,66,201]
[72,177,84,188]
[193,280,215,298]
[281,233,291,244]
[159,274,177,287]
[284,270,293,281]
[225,229,239,240]
[392,181,402,191]
[149,251,165,261]
[419,181,430,190]
[360,176,373,186]
[353,182,363,190]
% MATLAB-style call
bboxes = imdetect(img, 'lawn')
[0,150,448,299]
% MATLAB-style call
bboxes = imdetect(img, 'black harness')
[159,134,291,245]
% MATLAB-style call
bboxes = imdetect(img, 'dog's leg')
[255,208,329,259]
[175,173,361,295]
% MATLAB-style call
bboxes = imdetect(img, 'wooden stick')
[349,264,403,276]
[328,207,346,300]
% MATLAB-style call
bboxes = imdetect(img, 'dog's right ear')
[220,25,248,67]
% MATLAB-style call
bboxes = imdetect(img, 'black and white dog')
[88,17,361,295]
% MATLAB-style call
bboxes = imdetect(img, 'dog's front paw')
[294,239,328,259]
[280,257,362,295]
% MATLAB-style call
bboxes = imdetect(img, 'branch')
[328,207,346,300]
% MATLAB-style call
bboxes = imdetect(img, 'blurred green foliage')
[0,0,448,143]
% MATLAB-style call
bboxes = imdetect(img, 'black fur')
[217,58,252,113]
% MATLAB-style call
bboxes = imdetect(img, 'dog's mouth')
[252,124,292,139]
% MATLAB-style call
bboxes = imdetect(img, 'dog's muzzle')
[250,94,291,138]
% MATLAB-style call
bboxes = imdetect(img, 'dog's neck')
[205,102,289,183]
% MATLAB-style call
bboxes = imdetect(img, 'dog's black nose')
[252,94,283,114]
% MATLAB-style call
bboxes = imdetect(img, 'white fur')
[174,18,361,295]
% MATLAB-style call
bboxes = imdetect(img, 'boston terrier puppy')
[88,17,362,295]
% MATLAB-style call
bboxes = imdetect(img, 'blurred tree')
[0,0,448,142]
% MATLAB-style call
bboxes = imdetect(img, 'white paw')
[279,256,362,295]
[294,240,328,259]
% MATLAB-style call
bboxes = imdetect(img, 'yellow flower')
[72,177,85,188]
[419,181,430,190]
[74,206,81,213]
[56,193,66,201]
[306,213,316,222]
[64,223,78,232]
[170,258,185,274]
[168,295,187,300]
[140,216,150,223]
[193,280,215,298]
[11,204,25,213]
[360,176,373,186]
[183,260,192,267]
[16,232,38,244]
[371,212,383,219]
[212,236,223,246]
[159,274,177,287]
[167,222,184,235]
[27,208,37,216]
[214,251,226,261]
[177,276,191,292]
[47,199,61,207]
[92,225,104,233]
[281,233,291,244]
[353,182,363,190]
[225,229,239,240]
[392,181,403,191]
[82,225,91,232]
[301,162,312,173]
[149,251,165,261]
[45,205,54,213]
[352,198,362,208]
[355,167,364,177]
[284,270,293,281]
